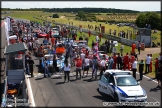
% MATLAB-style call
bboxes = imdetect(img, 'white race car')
[98,69,147,102]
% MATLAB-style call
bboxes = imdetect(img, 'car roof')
[104,69,132,76]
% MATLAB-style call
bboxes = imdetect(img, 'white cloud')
[8,2,14,4]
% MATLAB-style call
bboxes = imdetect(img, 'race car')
[33,28,41,33]
[41,54,65,73]
[98,70,147,103]
[40,54,53,73]
[23,34,34,41]
[74,40,91,52]
[38,32,48,38]
[51,27,59,38]
[98,53,109,62]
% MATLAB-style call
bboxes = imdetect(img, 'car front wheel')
[114,93,119,102]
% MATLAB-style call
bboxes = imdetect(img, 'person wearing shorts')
[83,56,90,77]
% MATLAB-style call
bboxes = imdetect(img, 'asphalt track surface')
[1,19,161,107]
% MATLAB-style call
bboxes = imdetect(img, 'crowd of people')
[10,20,162,87]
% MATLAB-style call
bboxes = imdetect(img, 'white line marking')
[26,75,36,107]
[130,71,158,83]
[33,70,158,83]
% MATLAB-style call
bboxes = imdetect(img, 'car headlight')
[120,92,128,98]
[142,89,147,97]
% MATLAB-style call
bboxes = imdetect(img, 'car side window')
[104,73,110,83]
[109,75,115,85]
[101,75,108,83]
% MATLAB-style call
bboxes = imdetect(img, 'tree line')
[2,8,140,13]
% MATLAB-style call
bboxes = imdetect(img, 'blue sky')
[1,1,161,11]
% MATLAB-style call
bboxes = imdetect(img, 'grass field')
[2,11,160,78]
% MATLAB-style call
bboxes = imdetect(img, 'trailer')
[1,43,35,107]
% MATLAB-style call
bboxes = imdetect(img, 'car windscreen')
[115,76,138,86]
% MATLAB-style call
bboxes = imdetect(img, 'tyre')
[114,93,119,102]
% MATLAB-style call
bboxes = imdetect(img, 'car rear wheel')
[114,93,119,102]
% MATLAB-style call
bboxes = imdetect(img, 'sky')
[1,1,161,11]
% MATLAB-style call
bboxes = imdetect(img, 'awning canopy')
[4,42,27,55]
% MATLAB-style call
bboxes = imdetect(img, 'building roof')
[4,42,27,55]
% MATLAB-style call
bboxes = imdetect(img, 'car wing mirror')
[137,81,140,84]
[109,83,113,85]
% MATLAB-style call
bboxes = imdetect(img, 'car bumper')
[119,96,147,102]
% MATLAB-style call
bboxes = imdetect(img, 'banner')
[4,21,9,45]
[6,17,11,31]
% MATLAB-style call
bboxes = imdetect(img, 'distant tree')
[135,12,161,30]
[78,11,87,20]
[52,13,59,18]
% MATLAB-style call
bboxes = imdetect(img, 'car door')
[99,75,109,94]
[107,75,115,97]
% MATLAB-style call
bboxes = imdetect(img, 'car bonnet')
[116,85,144,96]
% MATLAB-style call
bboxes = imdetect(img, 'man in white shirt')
[120,44,124,56]
[145,54,151,73]
[100,57,107,79]
[132,58,137,79]
[35,37,40,48]
[80,51,85,70]
[83,56,90,77]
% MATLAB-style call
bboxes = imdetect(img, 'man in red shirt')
[85,49,89,56]
[124,53,130,70]
[130,53,135,70]
[99,33,102,42]
[113,53,117,69]
[88,30,91,37]
[46,33,50,40]
[132,43,136,54]
[75,55,82,79]
[51,36,55,47]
